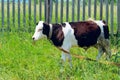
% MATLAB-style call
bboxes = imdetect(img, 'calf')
[32,20,111,68]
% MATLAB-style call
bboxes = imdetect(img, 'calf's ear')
[43,23,50,37]
[102,20,106,24]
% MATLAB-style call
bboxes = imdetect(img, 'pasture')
[0,0,120,80]
[0,32,120,80]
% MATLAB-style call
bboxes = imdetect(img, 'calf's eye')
[38,29,42,32]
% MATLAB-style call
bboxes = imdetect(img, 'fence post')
[105,0,109,24]
[55,0,58,23]
[100,0,103,20]
[18,0,20,30]
[49,0,53,23]
[110,0,114,36]
[94,0,97,19]
[44,0,46,22]
[66,0,69,22]
[117,0,120,38]
[45,0,51,23]
[2,0,4,30]
[88,0,91,18]
[117,0,120,34]
[23,0,26,30]
[77,0,80,21]
[72,0,75,22]
[7,0,10,31]
[60,0,63,23]
[82,0,85,20]
[12,0,15,27]
[34,0,36,24]
[28,0,31,31]
[39,0,42,20]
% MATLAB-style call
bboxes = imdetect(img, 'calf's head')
[32,21,50,40]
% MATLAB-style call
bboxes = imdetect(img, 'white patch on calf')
[32,21,45,40]
[61,22,77,50]
[49,24,53,38]
[95,21,104,31]
[60,22,77,68]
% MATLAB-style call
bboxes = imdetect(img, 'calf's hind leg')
[96,46,104,60]
[104,39,111,60]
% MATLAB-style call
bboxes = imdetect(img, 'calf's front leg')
[61,51,72,68]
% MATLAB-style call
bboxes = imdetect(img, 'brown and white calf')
[32,20,111,68]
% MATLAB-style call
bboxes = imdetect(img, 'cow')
[32,20,111,68]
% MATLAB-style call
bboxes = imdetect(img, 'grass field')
[0,1,120,80]
[0,32,120,80]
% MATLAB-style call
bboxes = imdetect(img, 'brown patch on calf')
[43,23,50,38]
[50,24,64,47]
[69,21,101,47]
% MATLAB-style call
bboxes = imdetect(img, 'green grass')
[0,32,120,80]
[0,2,120,80]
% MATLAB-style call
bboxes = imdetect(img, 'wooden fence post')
[117,0,120,38]
[110,0,114,36]
[49,0,53,23]
[28,0,31,31]
[66,0,69,22]
[7,0,10,31]
[44,0,46,22]
[45,0,51,23]
[60,0,63,23]
[72,0,75,21]
[18,0,20,30]
[23,0,26,29]
[46,0,48,22]
[82,0,85,21]
[117,0,120,37]
[88,0,91,18]
[34,0,36,24]
[2,0,4,30]
[55,0,58,23]
[39,0,42,20]
[100,0,103,20]
[94,0,97,19]
[105,0,109,24]
[77,0,80,21]
[12,0,15,27]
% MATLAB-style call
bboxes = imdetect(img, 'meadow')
[0,2,120,80]
[0,31,120,80]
